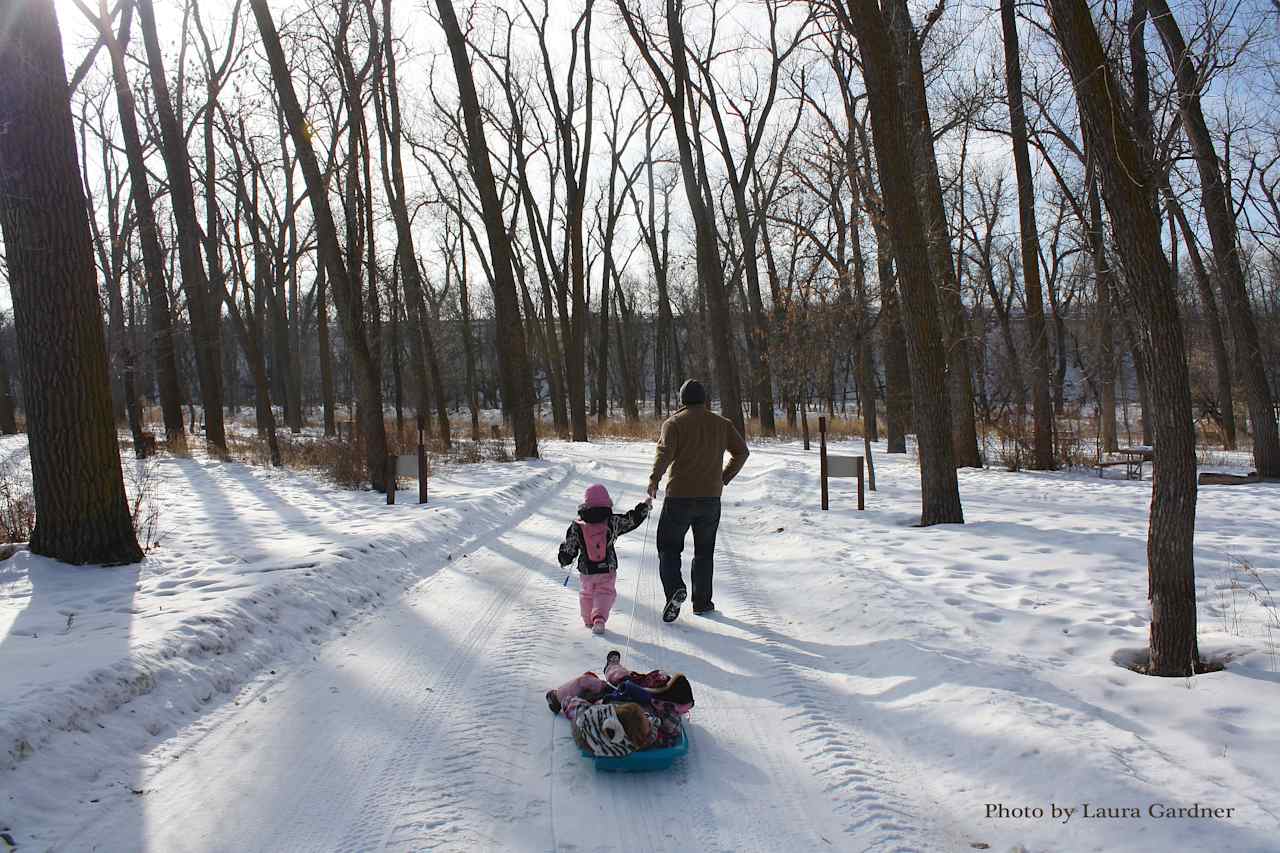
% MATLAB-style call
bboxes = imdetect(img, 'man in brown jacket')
[646,379,749,622]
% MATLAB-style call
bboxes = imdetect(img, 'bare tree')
[75,0,187,442]
[248,0,394,485]
[1046,0,1201,677]
[832,0,963,525]
[1145,0,1279,477]
[371,0,451,447]
[880,0,982,469]
[1000,0,1054,468]
[135,0,227,450]
[688,0,811,435]
[0,0,142,564]
[433,0,539,458]
[616,0,746,435]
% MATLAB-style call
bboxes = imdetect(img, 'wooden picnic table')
[1114,446,1153,480]
[1096,446,1153,480]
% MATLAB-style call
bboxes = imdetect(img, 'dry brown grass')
[568,411,872,444]
[0,460,34,544]
[218,418,520,489]
[587,416,666,441]
[755,413,868,444]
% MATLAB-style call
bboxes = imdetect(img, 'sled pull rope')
[621,508,654,668]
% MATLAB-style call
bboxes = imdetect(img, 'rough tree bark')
[883,0,981,469]
[837,0,963,524]
[1087,170,1119,453]
[1048,0,1200,676]
[1165,190,1237,449]
[0,0,142,564]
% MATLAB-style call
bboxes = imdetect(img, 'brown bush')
[0,463,34,544]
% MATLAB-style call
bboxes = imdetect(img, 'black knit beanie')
[679,379,706,406]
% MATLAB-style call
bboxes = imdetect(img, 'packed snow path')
[51,446,953,852]
[7,439,1280,851]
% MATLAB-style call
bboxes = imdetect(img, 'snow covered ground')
[2,434,1278,852]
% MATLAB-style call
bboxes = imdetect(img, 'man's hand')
[646,483,657,500]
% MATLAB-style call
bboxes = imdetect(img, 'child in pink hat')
[557,484,652,634]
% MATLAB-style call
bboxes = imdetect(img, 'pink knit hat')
[582,484,613,509]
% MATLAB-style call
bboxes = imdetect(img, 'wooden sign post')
[819,416,865,512]
[386,453,396,505]
[819,416,829,510]
[387,438,429,508]
[418,427,428,504]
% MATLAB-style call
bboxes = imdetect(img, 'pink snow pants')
[579,572,618,627]
[553,662,631,718]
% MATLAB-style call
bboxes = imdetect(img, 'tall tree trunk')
[124,274,145,450]
[1088,171,1119,452]
[596,258,611,424]
[878,243,911,453]
[612,274,642,422]
[286,208,303,433]
[433,0,538,458]
[1048,0,1199,676]
[457,257,482,442]
[390,277,404,432]
[317,265,336,437]
[1166,191,1237,449]
[93,0,185,440]
[1001,0,1055,468]
[884,0,980,469]
[837,0,963,524]
[1146,0,1278,477]
[249,0,392,485]
[0,339,18,435]
[848,170,879,442]
[0,0,142,564]
[136,0,226,451]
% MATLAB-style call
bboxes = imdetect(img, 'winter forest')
[2,0,1279,850]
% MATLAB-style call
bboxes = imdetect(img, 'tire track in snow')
[337,467,608,852]
[615,524,822,853]
[338,563,533,852]
[256,465,576,852]
[715,523,937,853]
[373,549,564,852]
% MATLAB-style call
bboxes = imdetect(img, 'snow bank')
[0,449,569,773]
[717,440,1280,851]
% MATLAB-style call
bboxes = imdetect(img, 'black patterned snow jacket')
[557,502,651,575]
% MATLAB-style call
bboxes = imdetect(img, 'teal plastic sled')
[581,724,690,773]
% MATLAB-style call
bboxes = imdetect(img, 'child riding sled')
[546,650,694,757]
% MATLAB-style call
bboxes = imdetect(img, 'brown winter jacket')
[647,404,750,498]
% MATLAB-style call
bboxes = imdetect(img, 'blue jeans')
[657,497,721,610]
